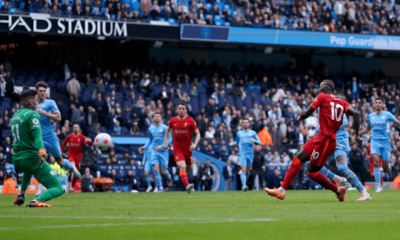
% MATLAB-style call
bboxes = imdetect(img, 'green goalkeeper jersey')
[11,108,44,161]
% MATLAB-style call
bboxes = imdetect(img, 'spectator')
[0,75,5,101]
[190,158,200,191]
[274,169,283,188]
[82,149,97,169]
[82,168,96,192]
[349,143,366,185]
[252,145,265,191]
[2,136,11,155]
[140,73,152,97]
[223,160,234,191]
[205,126,214,138]
[113,120,121,135]
[0,153,6,166]
[125,170,138,192]
[228,150,239,165]
[0,170,5,185]
[70,103,80,124]
[66,73,80,103]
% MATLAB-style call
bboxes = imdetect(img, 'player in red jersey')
[265,80,362,201]
[61,124,93,189]
[163,102,201,193]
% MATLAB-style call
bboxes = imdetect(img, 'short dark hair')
[20,89,37,102]
[152,112,162,118]
[242,118,250,123]
[375,97,385,103]
[35,81,48,90]
[73,123,80,127]
[320,84,333,93]
[321,79,335,91]
[177,102,188,110]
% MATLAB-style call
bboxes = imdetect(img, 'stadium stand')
[1,0,400,35]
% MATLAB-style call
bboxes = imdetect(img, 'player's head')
[320,79,335,93]
[20,89,38,110]
[374,97,384,111]
[177,102,188,118]
[241,118,250,130]
[72,123,80,134]
[152,112,162,124]
[35,81,48,101]
[319,83,334,94]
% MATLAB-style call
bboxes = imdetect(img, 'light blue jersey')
[231,130,261,166]
[37,99,62,157]
[144,124,172,168]
[315,115,349,162]
[368,111,398,161]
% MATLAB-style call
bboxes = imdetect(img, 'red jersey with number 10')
[310,93,351,140]
[61,133,86,160]
[168,116,198,153]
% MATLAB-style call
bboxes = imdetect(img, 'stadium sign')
[0,14,179,40]
[0,15,127,37]
[180,24,400,51]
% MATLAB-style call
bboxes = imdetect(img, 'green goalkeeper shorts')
[14,158,60,184]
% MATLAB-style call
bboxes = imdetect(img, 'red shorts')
[69,157,81,169]
[304,135,336,167]
[174,151,192,165]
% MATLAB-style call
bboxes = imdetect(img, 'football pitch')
[0,190,399,240]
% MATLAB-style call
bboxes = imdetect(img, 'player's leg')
[160,151,172,187]
[70,159,82,188]
[175,153,189,186]
[27,161,64,207]
[44,138,81,179]
[307,162,344,197]
[372,153,383,191]
[335,155,370,200]
[381,141,391,173]
[14,170,32,206]
[144,161,153,192]
[152,163,163,192]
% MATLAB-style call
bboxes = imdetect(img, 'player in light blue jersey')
[140,113,173,193]
[360,97,400,192]
[35,82,81,195]
[229,118,261,191]
[308,114,371,200]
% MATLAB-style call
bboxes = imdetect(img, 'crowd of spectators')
[2,0,400,35]
[1,56,400,191]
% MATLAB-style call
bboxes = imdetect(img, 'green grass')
[0,190,399,240]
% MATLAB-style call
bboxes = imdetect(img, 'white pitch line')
[0,215,274,221]
[0,219,275,230]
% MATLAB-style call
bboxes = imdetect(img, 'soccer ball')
[94,133,113,151]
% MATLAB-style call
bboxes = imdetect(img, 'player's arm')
[139,139,151,154]
[84,137,94,147]
[229,134,239,146]
[61,135,70,154]
[37,108,62,122]
[346,107,362,145]
[190,129,201,151]
[29,113,47,166]
[296,106,315,124]
[359,114,371,136]
[250,131,261,145]
[388,112,400,126]
[166,132,173,145]
[308,126,319,140]
[164,121,172,149]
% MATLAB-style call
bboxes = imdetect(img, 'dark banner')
[180,24,230,42]
[0,14,179,40]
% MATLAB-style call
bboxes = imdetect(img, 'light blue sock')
[319,166,335,182]
[240,172,247,187]
[374,167,381,187]
[145,175,151,187]
[155,172,162,190]
[62,159,74,171]
[337,162,364,192]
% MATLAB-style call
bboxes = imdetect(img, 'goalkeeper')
[13,89,64,208]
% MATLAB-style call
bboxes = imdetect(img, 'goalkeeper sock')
[155,172,162,190]
[145,175,151,187]
[62,159,74,171]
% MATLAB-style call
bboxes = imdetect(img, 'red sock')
[281,156,302,190]
[308,172,338,192]
[179,170,189,188]
[71,177,77,188]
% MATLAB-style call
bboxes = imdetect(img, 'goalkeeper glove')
[38,149,48,169]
